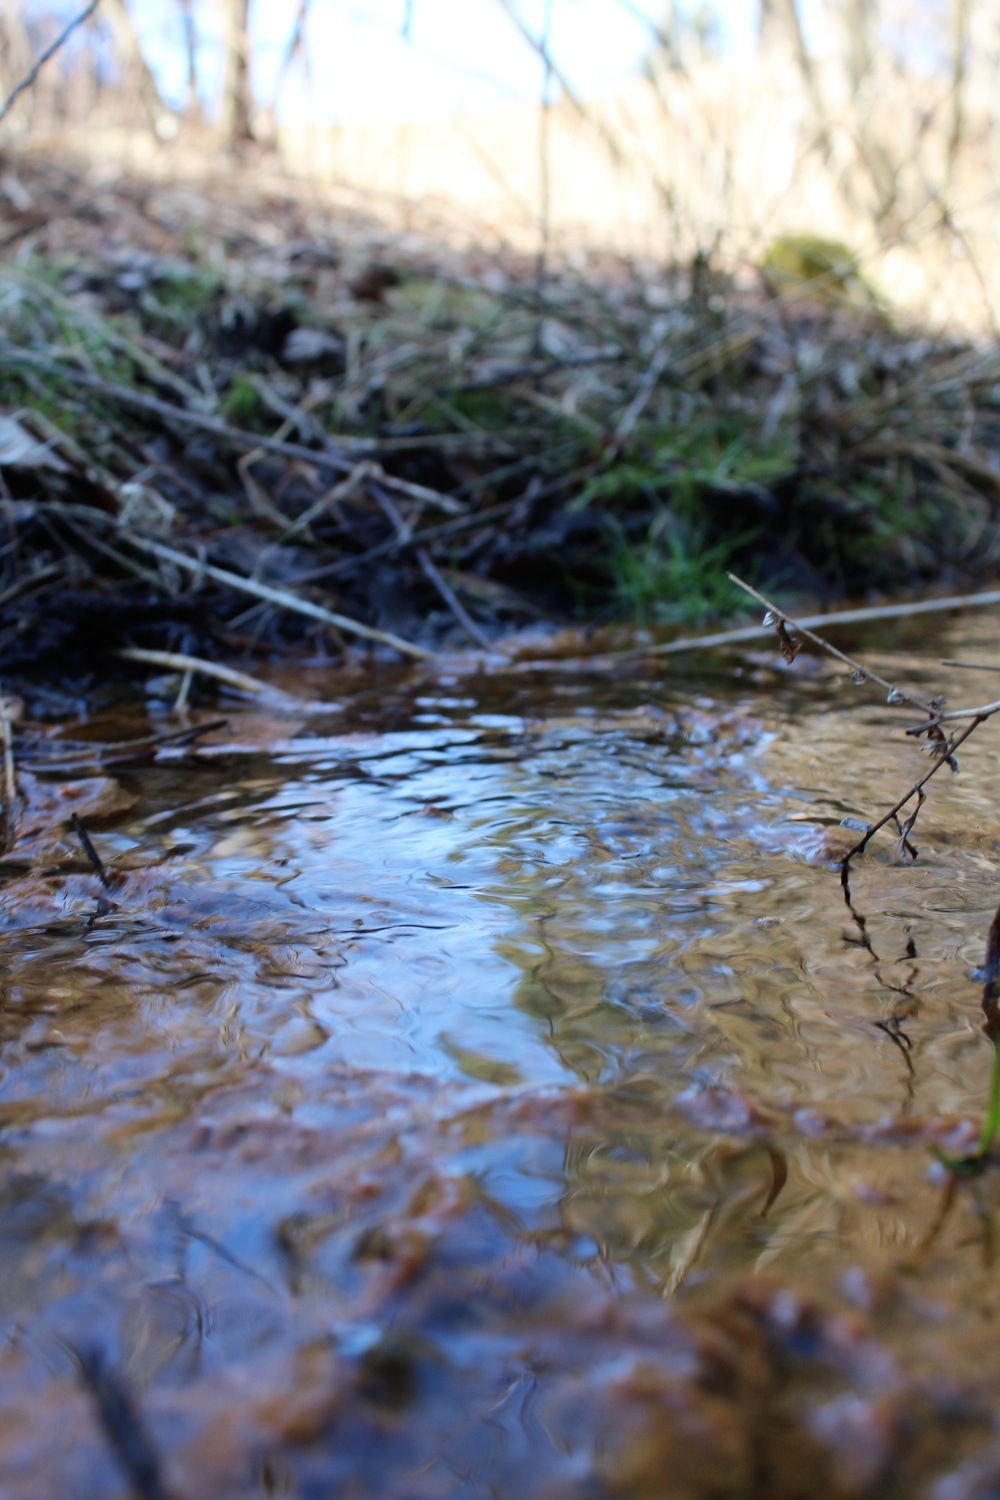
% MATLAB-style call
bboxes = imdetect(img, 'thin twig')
[607,587,1000,661]
[0,347,365,470]
[727,573,934,715]
[615,342,672,441]
[721,578,996,887]
[0,0,101,127]
[117,648,307,704]
[0,686,17,853]
[16,719,228,772]
[0,562,64,610]
[535,0,555,316]
[70,813,112,890]
[367,480,492,650]
[0,346,513,468]
[370,482,412,544]
[909,700,1000,725]
[416,548,496,652]
[2,347,467,524]
[120,534,433,660]
[301,462,587,585]
[840,714,985,884]
[277,464,370,542]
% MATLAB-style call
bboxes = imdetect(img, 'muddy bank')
[3,148,1000,684]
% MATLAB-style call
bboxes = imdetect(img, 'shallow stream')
[3,614,1000,1498]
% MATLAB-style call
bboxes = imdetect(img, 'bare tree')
[757,0,795,56]
[756,0,834,156]
[219,0,253,146]
[271,0,311,115]
[843,0,877,92]
[946,0,971,199]
[176,0,200,118]
[100,0,169,126]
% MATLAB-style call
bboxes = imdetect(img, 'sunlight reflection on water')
[1,614,1000,1495]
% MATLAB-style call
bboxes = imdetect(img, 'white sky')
[124,0,762,126]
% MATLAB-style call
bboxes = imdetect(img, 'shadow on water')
[4,616,1000,1495]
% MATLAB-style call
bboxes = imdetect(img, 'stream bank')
[3,148,1000,686]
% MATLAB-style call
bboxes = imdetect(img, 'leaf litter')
[6,151,1000,685]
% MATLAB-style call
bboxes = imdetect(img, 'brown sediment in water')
[0,612,999,1493]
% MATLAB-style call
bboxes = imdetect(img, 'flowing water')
[3,614,1000,1498]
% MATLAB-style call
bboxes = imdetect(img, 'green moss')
[222,375,264,428]
[761,235,878,307]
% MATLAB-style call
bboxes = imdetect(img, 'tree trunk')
[757,0,833,154]
[843,0,876,92]
[0,2,34,89]
[100,0,168,127]
[757,0,787,55]
[220,0,253,146]
[946,0,970,198]
[177,0,200,118]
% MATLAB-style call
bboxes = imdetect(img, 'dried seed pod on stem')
[727,574,999,887]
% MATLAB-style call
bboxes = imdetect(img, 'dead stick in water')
[74,1344,173,1500]
[71,813,112,889]
[606,587,1000,662]
[0,688,17,852]
[117,647,305,704]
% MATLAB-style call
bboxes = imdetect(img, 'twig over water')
[726,575,997,884]
[416,547,496,652]
[118,647,308,706]
[604,587,1000,662]
[727,573,934,716]
[839,715,985,883]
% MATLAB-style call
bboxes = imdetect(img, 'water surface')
[3,616,1000,1498]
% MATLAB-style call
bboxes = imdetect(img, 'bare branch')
[840,715,985,881]
[0,0,101,128]
[727,573,934,716]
